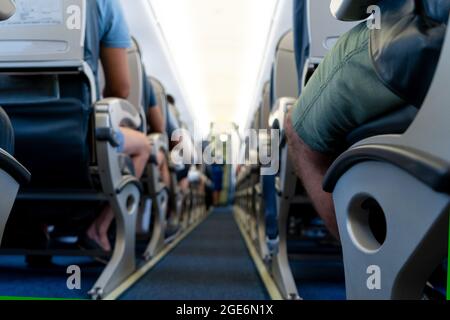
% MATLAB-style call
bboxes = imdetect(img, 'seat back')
[253,106,261,131]
[273,31,298,101]
[127,38,147,133]
[0,0,96,189]
[0,0,15,153]
[149,77,168,126]
[127,39,144,115]
[0,0,88,67]
[307,0,358,60]
[300,0,358,87]
[259,82,271,129]
[394,17,450,163]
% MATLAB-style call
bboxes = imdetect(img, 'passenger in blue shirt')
[84,0,152,252]
[143,72,165,134]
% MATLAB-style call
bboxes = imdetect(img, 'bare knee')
[285,112,307,158]
[141,137,152,158]
[121,127,151,158]
[286,113,332,173]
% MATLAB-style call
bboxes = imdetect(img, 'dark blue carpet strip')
[0,256,101,299]
[120,208,270,300]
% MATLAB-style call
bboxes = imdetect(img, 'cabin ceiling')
[149,0,278,135]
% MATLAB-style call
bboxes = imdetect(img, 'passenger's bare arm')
[147,105,166,134]
[100,47,131,99]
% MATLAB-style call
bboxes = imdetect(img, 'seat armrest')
[323,143,450,194]
[268,97,297,136]
[95,98,143,138]
[0,148,31,184]
[330,0,380,21]
[148,133,169,154]
[95,99,142,194]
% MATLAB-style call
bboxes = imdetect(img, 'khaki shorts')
[290,22,406,154]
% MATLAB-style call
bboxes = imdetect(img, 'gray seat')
[127,38,147,132]
[346,106,418,148]
[0,0,30,248]
[273,32,299,103]
[125,46,173,260]
[267,0,357,300]
[266,31,301,301]
[0,107,30,246]
[324,1,450,300]
[0,0,143,299]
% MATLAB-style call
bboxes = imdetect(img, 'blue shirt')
[143,73,158,110]
[166,109,180,137]
[96,0,132,49]
[85,0,131,93]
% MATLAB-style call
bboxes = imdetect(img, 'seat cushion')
[0,107,14,155]
[346,105,418,147]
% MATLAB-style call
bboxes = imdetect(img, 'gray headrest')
[0,0,15,21]
[330,0,379,21]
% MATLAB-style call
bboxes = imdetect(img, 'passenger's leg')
[179,177,189,192]
[121,127,152,178]
[86,127,151,252]
[285,114,338,238]
[286,22,406,240]
[157,150,171,188]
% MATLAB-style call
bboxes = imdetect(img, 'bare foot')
[96,223,112,252]
[85,223,111,252]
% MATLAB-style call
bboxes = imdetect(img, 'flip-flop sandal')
[77,235,111,265]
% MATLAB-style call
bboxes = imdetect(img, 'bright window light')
[149,0,277,137]
[219,134,229,143]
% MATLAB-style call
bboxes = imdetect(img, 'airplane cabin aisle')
[118,208,269,300]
